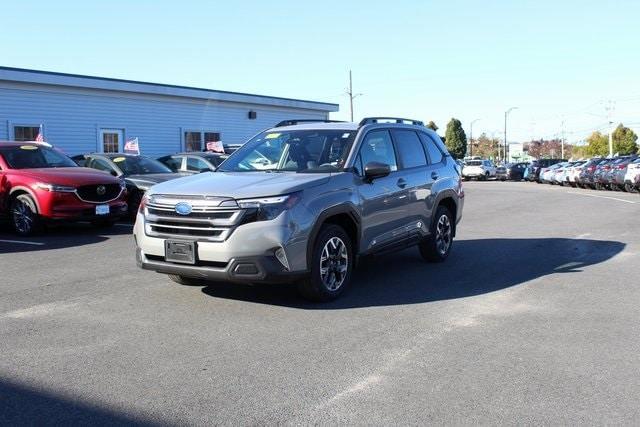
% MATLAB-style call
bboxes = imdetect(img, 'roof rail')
[358,117,424,127]
[274,119,346,128]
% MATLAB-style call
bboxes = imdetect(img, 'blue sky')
[2,0,639,143]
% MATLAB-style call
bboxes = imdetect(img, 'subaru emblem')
[175,202,192,215]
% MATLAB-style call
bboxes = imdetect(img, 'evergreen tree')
[444,118,468,159]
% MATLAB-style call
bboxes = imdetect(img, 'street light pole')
[469,118,480,157]
[504,107,518,163]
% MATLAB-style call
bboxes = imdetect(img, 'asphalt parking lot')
[1,181,639,425]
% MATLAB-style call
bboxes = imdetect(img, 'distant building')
[508,142,532,163]
[0,67,338,156]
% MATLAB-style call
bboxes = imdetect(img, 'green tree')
[585,131,609,157]
[426,121,438,132]
[612,124,638,154]
[444,118,467,159]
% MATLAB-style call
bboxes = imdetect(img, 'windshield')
[0,145,78,169]
[218,129,357,173]
[112,156,172,175]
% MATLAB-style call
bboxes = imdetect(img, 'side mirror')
[364,161,391,182]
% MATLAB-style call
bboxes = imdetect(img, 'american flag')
[124,137,140,154]
[35,125,44,142]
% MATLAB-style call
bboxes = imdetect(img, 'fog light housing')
[275,247,290,271]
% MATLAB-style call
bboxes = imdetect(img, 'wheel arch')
[432,191,458,236]
[306,204,361,269]
[9,186,41,213]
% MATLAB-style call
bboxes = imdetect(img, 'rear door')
[390,129,432,238]
[355,129,409,252]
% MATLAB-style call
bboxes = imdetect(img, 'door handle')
[396,178,407,188]
[431,171,439,180]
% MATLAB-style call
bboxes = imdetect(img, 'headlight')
[237,192,302,221]
[34,182,76,192]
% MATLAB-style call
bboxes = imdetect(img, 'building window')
[101,131,122,153]
[184,132,202,152]
[184,131,221,152]
[14,126,40,142]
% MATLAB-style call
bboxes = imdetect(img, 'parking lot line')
[0,239,45,246]
[567,191,637,204]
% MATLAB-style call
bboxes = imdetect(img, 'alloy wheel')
[435,214,452,256]
[319,236,349,291]
[12,199,34,234]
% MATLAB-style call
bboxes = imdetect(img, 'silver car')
[134,118,464,301]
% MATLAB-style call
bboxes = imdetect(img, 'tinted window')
[391,130,427,169]
[0,145,77,169]
[160,156,183,172]
[418,133,444,164]
[359,130,398,171]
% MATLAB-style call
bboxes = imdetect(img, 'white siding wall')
[0,82,330,157]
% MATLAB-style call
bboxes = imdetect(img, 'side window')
[391,130,427,169]
[418,132,444,164]
[163,156,183,172]
[187,157,210,171]
[359,130,398,172]
[90,158,116,174]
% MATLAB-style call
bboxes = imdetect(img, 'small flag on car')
[206,140,224,153]
[35,125,45,142]
[124,137,140,154]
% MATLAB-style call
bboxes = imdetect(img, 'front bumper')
[136,247,307,284]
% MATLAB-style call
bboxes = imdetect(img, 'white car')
[462,159,496,180]
[624,157,640,192]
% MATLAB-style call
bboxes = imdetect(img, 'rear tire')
[168,274,206,286]
[420,206,454,263]
[297,224,353,302]
[11,194,42,236]
[624,183,637,193]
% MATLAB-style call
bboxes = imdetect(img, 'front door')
[356,129,409,253]
[100,129,124,153]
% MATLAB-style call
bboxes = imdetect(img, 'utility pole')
[560,119,565,159]
[606,100,614,157]
[469,119,480,157]
[346,70,362,122]
[504,107,518,163]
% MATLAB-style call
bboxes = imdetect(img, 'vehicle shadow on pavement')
[200,238,625,308]
[0,222,132,254]
[0,378,157,426]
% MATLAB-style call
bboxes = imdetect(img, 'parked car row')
[528,156,640,192]
[0,142,234,235]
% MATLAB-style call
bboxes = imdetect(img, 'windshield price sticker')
[113,157,126,162]
[265,133,281,139]
[20,145,39,150]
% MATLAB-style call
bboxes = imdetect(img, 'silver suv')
[134,117,464,301]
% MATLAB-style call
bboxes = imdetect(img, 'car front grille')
[76,184,123,203]
[144,194,245,242]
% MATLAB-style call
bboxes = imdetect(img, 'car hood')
[125,173,188,189]
[12,167,120,186]
[147,171,330,199]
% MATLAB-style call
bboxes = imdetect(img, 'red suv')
[0,142,128,235]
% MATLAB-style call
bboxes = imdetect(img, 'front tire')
[298,224,353,302]
[11,194,41,236]
[420,206,454,263]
